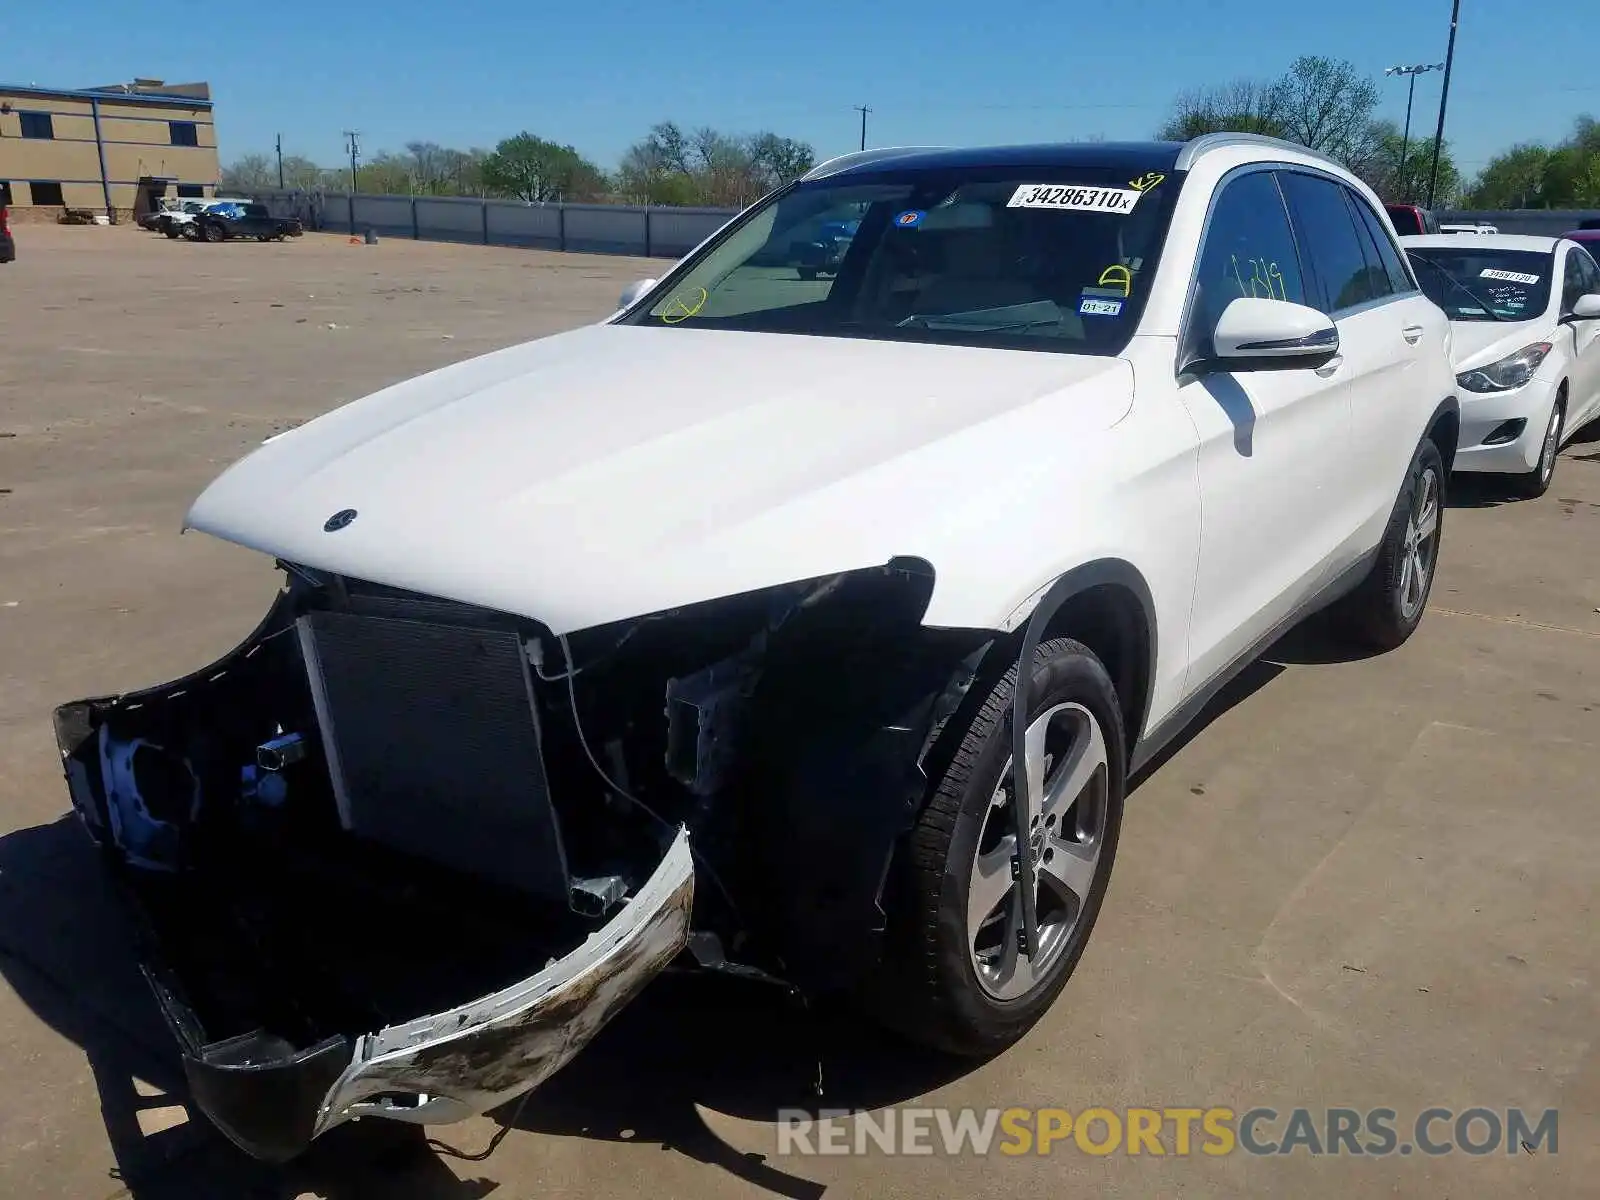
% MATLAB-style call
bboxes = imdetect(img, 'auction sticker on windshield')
[1480,269,1540,285]
[1008,184,1142,213]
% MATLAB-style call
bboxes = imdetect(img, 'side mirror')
[1568,293,1600,321]
[1210,297,1339,369]
[618,278,658,311]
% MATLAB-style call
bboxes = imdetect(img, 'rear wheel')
[163,224,181,239]
[1330,437,1444,651]
[875,638,1125,1056]
[1510,394,1564,499]
[797,266,817,281]
[204,222,225,243]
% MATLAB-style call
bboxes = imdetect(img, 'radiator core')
[295,609,569,901]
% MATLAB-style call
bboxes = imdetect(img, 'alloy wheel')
[967,701,1110,1002]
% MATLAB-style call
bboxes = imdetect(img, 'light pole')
[1384,63,1443,202]
[853,104,871,152]
[1427,0,1463,209]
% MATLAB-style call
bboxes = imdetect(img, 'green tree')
[481,133,607,202]
[1346,120,1461,204]
[220,153,274,192]
[1463,115,1600,208]
[1268,55,1381,160]
[1157,80,1286,141]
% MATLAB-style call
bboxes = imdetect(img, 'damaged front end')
[52,557,991,1162]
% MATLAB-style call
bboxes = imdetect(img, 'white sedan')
[1403,233,1600,496]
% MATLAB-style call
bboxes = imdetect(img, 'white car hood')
[1447,317,1553,372]
[186,324,1134,633]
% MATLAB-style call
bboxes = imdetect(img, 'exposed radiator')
[295,610,570,902]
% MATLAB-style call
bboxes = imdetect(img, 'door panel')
[1566,248,1600,429]
[1176,168,1352,689]
[1340,189,1445,551]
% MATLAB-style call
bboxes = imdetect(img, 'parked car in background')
[0,203,14,264]
[1385,203,1439,236]
[1403,233,1600,497]
[53,133,1459,1163]
[161,198,232,238]
[791,216,861,279]
[1440,222,1499,235]
[1561,227,1600,258]
[191,200,303,243]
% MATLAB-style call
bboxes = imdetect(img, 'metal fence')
[1439,209,1600,235]
[242,190,1600,258]
[246,189,741,259]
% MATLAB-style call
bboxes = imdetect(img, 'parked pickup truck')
[192,200,303,243]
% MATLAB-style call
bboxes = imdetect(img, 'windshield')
[619,165,1185,354]
[1406,247,1553,320]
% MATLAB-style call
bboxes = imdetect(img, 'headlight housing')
[1456,342,1552,393]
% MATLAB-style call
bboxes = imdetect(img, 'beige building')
[0,78,218,222]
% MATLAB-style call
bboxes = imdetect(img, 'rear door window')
[1280,172,1384,313]
[1349,193,1416,295]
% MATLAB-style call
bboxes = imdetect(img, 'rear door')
[1279,171,1439,560]
[1562,245,1600,428]
[1174,167,1353,688]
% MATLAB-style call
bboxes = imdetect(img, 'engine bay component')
[296,610,570,902]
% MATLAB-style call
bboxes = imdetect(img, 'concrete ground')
[1,225,1596,1199]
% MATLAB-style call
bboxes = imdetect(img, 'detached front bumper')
[53,624,695,1164]
[1452,378,1558,474]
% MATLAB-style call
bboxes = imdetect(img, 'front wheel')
[1330,437,1445,651]
[1510,395,1564,499]
[203,222,225,243]
[874,638,1126,1056]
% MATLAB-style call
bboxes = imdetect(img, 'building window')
[169,121,199,147]
[29,181,65,206]
[19,111,55,140]
[177,183,205,198]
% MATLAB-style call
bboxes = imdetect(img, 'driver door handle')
[1314,355,1345,378]
[1402,324,1425,344]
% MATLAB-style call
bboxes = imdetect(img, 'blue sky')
[12,0,1599,181]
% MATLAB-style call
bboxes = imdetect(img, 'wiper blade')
[1412,255,1512,320]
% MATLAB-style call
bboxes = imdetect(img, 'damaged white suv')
[54,134,1459,1162]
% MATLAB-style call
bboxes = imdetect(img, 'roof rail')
[801,146,949,181]
[1175,132,1342,171]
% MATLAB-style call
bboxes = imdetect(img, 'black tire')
[203,221,225,243]
[1509,394,1564,499]
[874,638,1126,1057]
[797,266,817,281]
[163,224,181,239]
[1330,436,1445,651]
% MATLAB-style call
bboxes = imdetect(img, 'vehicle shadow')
[0,816,969,1199]
[1447,471,1520,509]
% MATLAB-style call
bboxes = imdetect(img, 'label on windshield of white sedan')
[1480,268,1540,285]
[1007,184,1142,213]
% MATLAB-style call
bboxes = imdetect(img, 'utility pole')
[853,105,871,152]
[343,130,361,193]
[275,133,284,189]
[1427,0,1462,210]
[1384,63,1443,202]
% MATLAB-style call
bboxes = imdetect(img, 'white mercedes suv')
[54,133,1459,1161]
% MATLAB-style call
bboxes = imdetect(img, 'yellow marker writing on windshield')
[1098,265,1133,298]
[661,287,708,324]
[1128,172,1166,193]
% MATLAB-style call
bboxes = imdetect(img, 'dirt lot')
[1,225,1597,1199]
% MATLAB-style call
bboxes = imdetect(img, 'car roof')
[802,141,1189,181]
[1400,233,1561,252]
